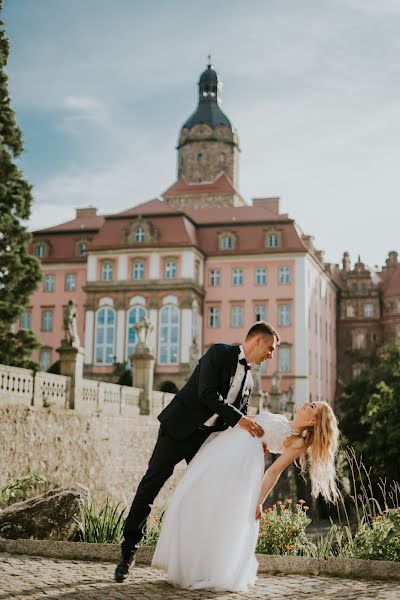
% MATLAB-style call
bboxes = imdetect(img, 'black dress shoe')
[114,553,134,583]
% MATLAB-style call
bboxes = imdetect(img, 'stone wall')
[0,405,186,509]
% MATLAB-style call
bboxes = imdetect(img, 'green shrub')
[75,498,126,544]
[140,506,165,546]
[350,508,400,561]
[256,499,311,555]
[0,474,47,505]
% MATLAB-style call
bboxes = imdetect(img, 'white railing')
[0,363,143,418]
[151,390,175,413]
[0,364,34,405]
[33,371,69,408]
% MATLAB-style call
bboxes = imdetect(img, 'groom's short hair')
[246,321,280,344]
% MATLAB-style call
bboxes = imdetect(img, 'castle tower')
[177,60,240,188]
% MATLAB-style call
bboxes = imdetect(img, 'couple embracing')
[115,321,339,592]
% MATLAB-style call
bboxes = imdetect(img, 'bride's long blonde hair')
[299,401,339,502]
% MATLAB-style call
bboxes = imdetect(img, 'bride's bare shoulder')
[284,434,307,451]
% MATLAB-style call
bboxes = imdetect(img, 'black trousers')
[121,425,211,556]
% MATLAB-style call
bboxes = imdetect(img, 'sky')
[3,0,400,268]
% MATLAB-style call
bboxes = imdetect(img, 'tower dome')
[177,60,240,188]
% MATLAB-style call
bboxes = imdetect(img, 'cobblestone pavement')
[0,553,399,600]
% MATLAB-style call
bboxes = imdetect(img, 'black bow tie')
[239,357,252,371]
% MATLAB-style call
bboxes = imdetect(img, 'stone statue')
[134,318,153,348]
[189,336,200,371]
[63,300,80,348]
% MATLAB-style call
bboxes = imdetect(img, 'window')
[346,304,355,318]
[158,305,180,364]
[231,306,243,328]
[255,304,266,321]
[279,266,290,284]
[35,243,46,258]
[278,347,290,372]
[77,242,87,256]
[21,311,31,329]
[164,260,177,279]
[126,305,147,359]
[209,269,221,286]
[208,306,220,328]
[197,153,203,162]
[39,349,51,371]
[220,235,234,250]
[101,262,113,281]
[364,304,374,317]
[43,274,55,292]
[65,273,76,291]
[195,260,200,283]
[132,261,145,280]
[95,306,115,365]
[41,310,53,332]
[266,233,279,248]
[255,267,267,285]
[361,282,368,291]
[232,268,243,286]
[353,332,366,350]
[352,282,358,291]
[278,304,291,326]
[135,226,145,243]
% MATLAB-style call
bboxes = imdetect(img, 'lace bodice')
[253,412,297,454]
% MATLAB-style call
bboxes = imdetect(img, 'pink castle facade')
[24,62,339,406]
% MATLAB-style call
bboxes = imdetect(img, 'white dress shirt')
[203,345,252,427]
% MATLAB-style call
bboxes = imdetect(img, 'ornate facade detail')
[123,218,159,245]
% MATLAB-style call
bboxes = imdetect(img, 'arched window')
[95,306,115,365]
[135,226,145,242]
[159,305,180,365]
[126,305,147,360]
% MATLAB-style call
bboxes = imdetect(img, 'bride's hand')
[239,416,264,438]
[255,504,263,520]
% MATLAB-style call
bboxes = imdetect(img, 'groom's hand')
[238,416,264,438]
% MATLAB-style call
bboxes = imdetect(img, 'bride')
[152,400,339,592]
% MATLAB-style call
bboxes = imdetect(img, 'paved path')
[0,553,399,599]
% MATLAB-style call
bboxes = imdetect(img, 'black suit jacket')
[158,344,252,440]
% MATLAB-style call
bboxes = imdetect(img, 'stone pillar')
[57,344,85,409]
[131,343,155,415]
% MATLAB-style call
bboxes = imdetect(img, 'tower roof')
[181,61,232,131]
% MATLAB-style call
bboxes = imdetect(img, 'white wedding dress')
[152,411,296,592]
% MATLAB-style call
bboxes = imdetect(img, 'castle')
[23,62,400,400]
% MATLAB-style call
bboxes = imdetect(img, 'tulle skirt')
[152,425,264,592]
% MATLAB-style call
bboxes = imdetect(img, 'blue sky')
[3,0,400,267]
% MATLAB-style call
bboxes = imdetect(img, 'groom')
[115,320,279,582]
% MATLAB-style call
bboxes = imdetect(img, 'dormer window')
[135,226,145,243]
[77,241,87,256]
[35,243,47,258]
[266,232,281,248]
[219,232,236,251]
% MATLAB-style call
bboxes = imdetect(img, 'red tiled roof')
[163,174,237,197]
[33,210,105,234]
[184,205,289,225]
[112,198,177,217]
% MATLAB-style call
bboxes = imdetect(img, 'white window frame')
[279,266,291,284]
[135,226,145,243]
[220,235,234,250]
[41,310,53,332]
[21,311,31,329]
[232,268,244,286]
[255,304,266,321]
[164,260,177,279]
[101,262,113,281]
[278,347,291,372]
[278,304,291,326]
[364,303,374,318]
[65,273,76,291]
[231,305,243,328]
[132,261,145,280]
[158,305,180,365]
[39,349,52,371]
[209,268,221,287]
[43,274,55,292]
[208,306,220,328]
[267,233,279,248]
[255,267,267,285]
[94,306,116,365]
[126,305,147,359]
[35,243,46,258]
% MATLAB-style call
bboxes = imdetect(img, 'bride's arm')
[255,440,305,520]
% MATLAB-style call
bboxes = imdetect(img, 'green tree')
[337,338,400,483]
[0,2,41,368]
